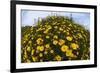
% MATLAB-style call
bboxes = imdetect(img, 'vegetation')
[21,16,90,63]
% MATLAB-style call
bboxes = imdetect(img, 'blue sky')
[21,10,90,30]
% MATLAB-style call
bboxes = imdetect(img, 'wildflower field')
[21,16,90,63]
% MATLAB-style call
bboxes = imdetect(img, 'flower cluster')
[21,16,90,63]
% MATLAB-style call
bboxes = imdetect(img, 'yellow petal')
[66,36,73,41]
[61,45,69,52]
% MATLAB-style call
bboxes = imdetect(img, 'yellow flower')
[53,40,58,45]
[24,50,28,59]
[39,53,43,57]
[66,36,73,41]
[40,59,43,62]
[53,35,58,39]
[46,36,50,39]
[62,21,65,24]
[59,27,63,31]
[23,41,26,44]
[70,43,79,50]
[76,52,79,55]
[67,32,70,35]
[45,44,50,48]
[36,38,43,45]
[43,29,49,34]
[25,35,28,38]
[67,27,71,30]
[81,30,84,33]
[32,56,37,62]
[53,22,57,25]
[31,49,35,55]
[37,46,44,52]
[61,45,69,52]
[77,33,82,38]
[27,47,31,52]
[69,24,72,26]
[36,50,39,53]
[39,46,44,52]
[54,26,58,29]
[48,25,52,30]
[63,30,66,33]
[38,34,42,37]
[23,56,25,60]
[36,28,42,32]
[66,50,72,56]
[42,27,45,30]
[55,55,62,61]
[57,31,61,34]
[65,50,76,58]
[32,37,34,40]
[50,50,54,53]
[26,59,31,63]
[44,51,48,54]
[28,41,32,44]
[58,39,65,46]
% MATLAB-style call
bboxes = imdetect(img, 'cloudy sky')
[21,10,90,30]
